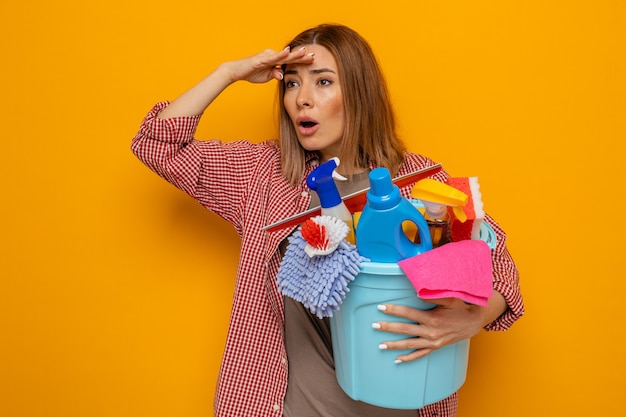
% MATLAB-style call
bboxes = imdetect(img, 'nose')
[296,83,313,108]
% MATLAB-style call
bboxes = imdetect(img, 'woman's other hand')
[373,291,506,363]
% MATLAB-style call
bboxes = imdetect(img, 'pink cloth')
[398,240,493,306]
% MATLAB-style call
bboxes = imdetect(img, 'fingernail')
[394,359,403,364]
[284,46,290,52]
[299,46,306,51]
[278,72,283,80]
[371,322,381,330]
[377,304,387,311]
[378,344,388,350]
[307,52,315,57]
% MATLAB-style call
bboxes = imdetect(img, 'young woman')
[132,23,524,417]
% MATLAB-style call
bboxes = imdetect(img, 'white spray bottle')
[306,157,355,245]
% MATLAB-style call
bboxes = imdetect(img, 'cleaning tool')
[305,158,355,244]
[262,164,442,233]
[411,178,469,247]
[408,199,498,250]
[397,240,493,306]
[300,215,349,257]
[446,176,484,241]
[330,167,469,409]
[276,216,367,319]
[356,167,432,262]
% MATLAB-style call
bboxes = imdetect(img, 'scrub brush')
[276,215,368,318]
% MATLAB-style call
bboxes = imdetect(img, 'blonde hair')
[278,24,406,185]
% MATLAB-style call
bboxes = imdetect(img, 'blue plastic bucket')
[330,261,469,409]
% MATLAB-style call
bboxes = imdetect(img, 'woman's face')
[283,44,345,163]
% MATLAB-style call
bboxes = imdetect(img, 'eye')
[285,80,299,89]
[318,78,333,86]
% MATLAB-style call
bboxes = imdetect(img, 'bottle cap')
[367,167,400,210]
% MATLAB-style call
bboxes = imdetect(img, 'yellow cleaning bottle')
[411,179,469,247]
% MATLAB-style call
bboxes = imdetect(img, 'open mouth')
[296,117,320,135]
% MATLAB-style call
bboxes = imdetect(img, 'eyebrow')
[284,67,337,75]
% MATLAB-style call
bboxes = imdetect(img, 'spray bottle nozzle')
[305,157,355,244]
[411,178,469,222]
[307,157,348,209]
[306,157,346,191]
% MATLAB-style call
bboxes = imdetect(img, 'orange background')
[2,1,625,416]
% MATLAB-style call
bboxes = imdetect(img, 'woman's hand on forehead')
[227,46,315,84]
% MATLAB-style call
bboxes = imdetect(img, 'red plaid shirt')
[131,102,524,417]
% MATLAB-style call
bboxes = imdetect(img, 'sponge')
[446,177,484,241]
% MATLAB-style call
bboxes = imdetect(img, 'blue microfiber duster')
[276,216,368,319]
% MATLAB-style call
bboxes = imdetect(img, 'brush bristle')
[301,219,329,250]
